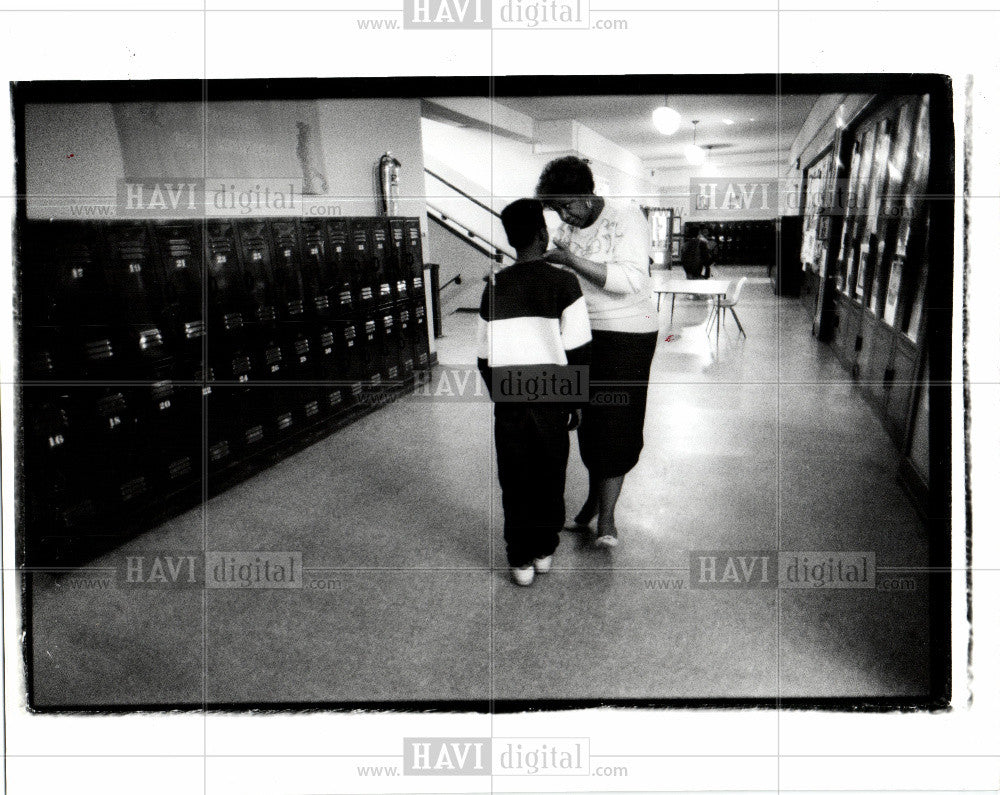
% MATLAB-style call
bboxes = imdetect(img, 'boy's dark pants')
[494,403,569,567]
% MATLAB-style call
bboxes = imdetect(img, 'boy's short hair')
[500,198,546,251]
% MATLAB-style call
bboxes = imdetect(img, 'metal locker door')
[411,299,430,371]
[102,222,164,326]
[206,220,248,374]
[314,325,347,415]
[227,352,268,453]
[379,310,401,384]
[340,319,365,405]
[24,390,101,565]
[389,219,410,305]
[286,326,322,425]
[370,219,394,307]
[361,313,383,397]
[299,219,334,320]
[349,218,375,311]
[137,378,201,497]
[151,221,205,380]
[396,305,415,376]
[201,365,238,473]
[269,220,307,322]
[323,219,355,319]
[39,221,113,327]
[404,218,425,298]
[80,387,151,514]
[205,220,245,317]
[235,220,280,326]
[103,223,175,380]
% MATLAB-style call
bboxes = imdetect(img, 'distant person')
[536,155,659,549]
[681,225,715,280]
[476,199,592,587]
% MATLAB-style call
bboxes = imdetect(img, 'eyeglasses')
[549,198,589,222]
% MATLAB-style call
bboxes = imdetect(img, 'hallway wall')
[24,97,430,248]
[426,218,496,314]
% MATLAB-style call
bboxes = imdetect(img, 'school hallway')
[28,276,930,707]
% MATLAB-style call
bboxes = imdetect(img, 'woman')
[536,156,659,548]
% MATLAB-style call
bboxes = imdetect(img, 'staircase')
[424,168,515,314]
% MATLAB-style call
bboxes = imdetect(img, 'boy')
[477,199,592,586]
[681,225,715,279]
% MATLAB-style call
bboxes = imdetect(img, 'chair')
[707,277,747,338]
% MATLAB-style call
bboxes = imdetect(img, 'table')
[651,275,731,351]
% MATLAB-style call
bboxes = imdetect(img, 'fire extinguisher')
[376,152,401,217]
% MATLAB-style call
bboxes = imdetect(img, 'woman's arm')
[544,243,608,289]
[545,205,651,295]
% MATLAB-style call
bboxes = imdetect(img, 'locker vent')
[121,476,148,501]
[85,338,114,361]
[168,457,193,479]
[209,441,230,462]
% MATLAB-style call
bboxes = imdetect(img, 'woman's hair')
[535,156,595,200]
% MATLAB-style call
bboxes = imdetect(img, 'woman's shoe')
[511,566,535,586]
[533,555,553,574]
[594,531,619,548]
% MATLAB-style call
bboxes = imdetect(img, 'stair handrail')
[426,201,515,263]
[425,168,502,219]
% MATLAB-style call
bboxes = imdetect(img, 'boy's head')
[500,198,548,257]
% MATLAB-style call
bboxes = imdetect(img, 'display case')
[799,149,835,313]
[642,206,679,269]
[800,150,835,273]
[825,94,933,459]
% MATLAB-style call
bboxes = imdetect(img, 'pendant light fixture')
[684,119,707,165]
[652,94,681,136]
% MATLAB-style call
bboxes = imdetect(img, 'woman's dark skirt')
[578,329,659,479]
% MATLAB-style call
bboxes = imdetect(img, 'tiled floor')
[30,277,930,706]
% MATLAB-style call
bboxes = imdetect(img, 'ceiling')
[494,94,823,167]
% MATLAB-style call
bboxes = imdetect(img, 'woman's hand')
[545,241,608,289]
[543,241,574,267]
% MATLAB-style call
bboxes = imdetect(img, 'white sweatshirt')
[552,198,659,333]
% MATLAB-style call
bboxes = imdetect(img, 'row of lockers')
[20,217,432,564]
[25,301,431,527]
[21,216,425,381]
[682,220,778,265]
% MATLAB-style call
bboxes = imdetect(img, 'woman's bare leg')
[597,475,625,538]
[573,471,600,526]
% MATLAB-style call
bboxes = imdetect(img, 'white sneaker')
[511,566,535,586]
[533,555,553,574]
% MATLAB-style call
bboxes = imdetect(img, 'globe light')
[835,104,846,129]
[652,106,681,135]
[684,143,707,165]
